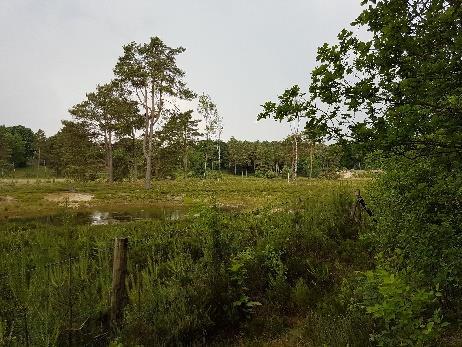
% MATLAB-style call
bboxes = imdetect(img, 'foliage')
[197,93,220,142]
[69,80,140,183]
[197,93,223,173]
[368,157,462,317]
[154,110,202,176]
[46,121,103,179]
[290,305,372,347]
[1,120,366,180]
[309,0,462,156]
[0,126,14,173]
[114,36,195,188]
[6,125,36,167]
[0,180,370,346]
[0,125,30,169]
[304,0,462,344]
[346,268,447,346]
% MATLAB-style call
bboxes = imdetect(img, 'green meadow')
[0,177,375,346]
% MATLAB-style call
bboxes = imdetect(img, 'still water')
[11,207,188,226]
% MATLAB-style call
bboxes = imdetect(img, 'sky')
[0,0,364,141]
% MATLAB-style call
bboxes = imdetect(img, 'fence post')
[110,238,128,327]
[68,258,73,346]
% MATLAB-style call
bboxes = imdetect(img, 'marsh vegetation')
[1,0,461,345]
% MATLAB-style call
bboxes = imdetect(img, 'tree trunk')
[144,85,161,189]
[145,155,152,188]
[234,162,237,175]
[183,149,188,176]
[37,148,41,172]
[144,115,155,186]
[293,135,298,180]
[142,87,152,189]
[218,144,221,171]
[183,134,188,176]
[310,142,314,179]
[108,131,113,183]
[104,129,114,184]
[204,153,208,177]
[131,130,137,181]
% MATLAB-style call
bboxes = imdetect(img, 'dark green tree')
[46,121,103,179]
[156,110,201,176]
[69,80,139,183]
[308,0,462,343]
[7,125,35,167]
[114,37,195,188]
[308,0,462,157]
[0,126,13,175]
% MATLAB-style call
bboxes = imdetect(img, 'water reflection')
[88,209,184,225]
[11,207,187,226]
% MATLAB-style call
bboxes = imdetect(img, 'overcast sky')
[0,0,363,140]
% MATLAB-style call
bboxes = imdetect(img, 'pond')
[9,207,189,226]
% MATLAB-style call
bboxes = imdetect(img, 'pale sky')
[0,0,363,140]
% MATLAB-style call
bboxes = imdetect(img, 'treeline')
[0,122,371,180]
[0,126,44,173]
[0,36,377,183]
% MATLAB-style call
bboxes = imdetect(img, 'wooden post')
[110,238,128,326]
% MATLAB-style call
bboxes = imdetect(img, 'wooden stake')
[110,238,128,326]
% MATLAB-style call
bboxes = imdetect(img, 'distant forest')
[0,122,374,180]
[1,36,379,184]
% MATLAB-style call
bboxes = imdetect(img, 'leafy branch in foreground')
[308,0,462,158]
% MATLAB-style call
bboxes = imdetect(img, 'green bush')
[349,268,447,346]
[0,182,374,345]
[291,278,313,312]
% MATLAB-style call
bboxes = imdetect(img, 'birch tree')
[258,86,306,180]
[197,93,221,174]
[114,37,194,189]
[216,112,223,171]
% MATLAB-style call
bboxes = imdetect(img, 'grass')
[0,176,374,346]
[0,175,369,219]
[1,165,56,179]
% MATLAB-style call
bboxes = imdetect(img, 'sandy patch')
[0,196,16,203]
[339,170,354,179]
[216,202,242,209]
[45,193,94,206]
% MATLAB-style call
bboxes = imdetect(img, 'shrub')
[352,268,448,346]
[291,278,313,312]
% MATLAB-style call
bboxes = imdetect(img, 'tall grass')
[0,180,373,345]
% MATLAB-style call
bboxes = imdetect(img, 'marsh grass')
[0,178,373,345]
